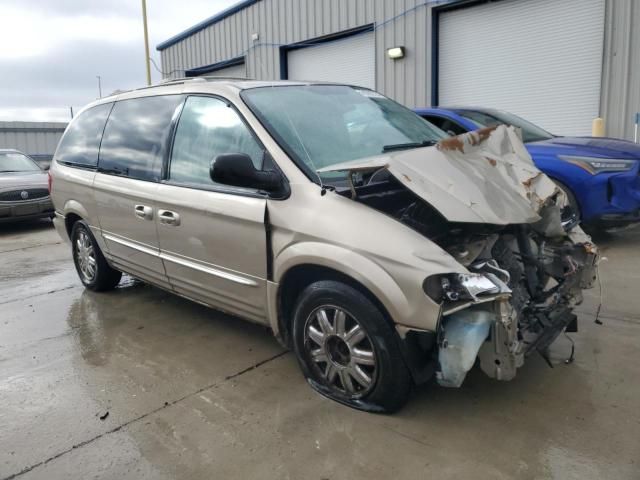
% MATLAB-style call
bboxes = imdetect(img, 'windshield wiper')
[0,170,20,173]
[382,140,437,152]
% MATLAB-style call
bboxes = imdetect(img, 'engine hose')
[516,225,540,297]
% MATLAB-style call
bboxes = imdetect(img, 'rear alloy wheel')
[75,229,97,283]
[71,220,122,291]
[292,280,412,413]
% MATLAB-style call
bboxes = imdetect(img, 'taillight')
[48,171,52,193]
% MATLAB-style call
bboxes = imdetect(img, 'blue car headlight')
[559,155,637,174]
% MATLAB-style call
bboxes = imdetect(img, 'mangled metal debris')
[320,125,598,388]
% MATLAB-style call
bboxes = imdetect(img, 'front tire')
[292,280,412,413]
[71,220,121,291]
[552,180,581,225]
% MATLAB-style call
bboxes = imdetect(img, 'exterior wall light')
[387,46,405,59]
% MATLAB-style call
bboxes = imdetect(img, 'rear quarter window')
[98,95,183,181]
[55,103,113,168]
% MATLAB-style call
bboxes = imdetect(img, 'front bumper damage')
[321,125,599,388]
[436,224,598,388]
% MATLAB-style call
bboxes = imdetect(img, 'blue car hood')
[528,136,640,159]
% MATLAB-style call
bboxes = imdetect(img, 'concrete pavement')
[1,220,638,479]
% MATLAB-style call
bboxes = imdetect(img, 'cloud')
[0,40,147,122]
[0,6,139,59]
[2,0,139,17]
[0,0,237,121]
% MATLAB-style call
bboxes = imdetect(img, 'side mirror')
[210,153,282,192]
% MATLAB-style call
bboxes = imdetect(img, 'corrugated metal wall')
[159,0,432,108]
[159,0,640,140]
[0,122,67,165]
[600,0,640,140]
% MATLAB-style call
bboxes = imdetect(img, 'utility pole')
[96,75,102,98]
[141,0,152,86]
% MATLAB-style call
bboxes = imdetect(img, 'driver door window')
[156,95,269,321]
[423,115,468,136]
[169,96,264,187]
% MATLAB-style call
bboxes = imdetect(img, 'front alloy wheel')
[292,280,412,413]
[304,306,377,396]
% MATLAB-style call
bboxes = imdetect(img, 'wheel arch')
[62,199,90,236]
[272,242,416,345]
[65,212,83,237]
[547,175,583,218]
[276,263,398,348]
[275,258,437,387]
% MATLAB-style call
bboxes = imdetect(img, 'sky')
[0,0,238,122]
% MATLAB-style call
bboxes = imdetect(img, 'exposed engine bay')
[325,126,599,387]
[351,175,598,386]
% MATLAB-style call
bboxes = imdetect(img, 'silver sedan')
[0,149,54,223]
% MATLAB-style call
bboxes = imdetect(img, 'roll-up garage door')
[287,31,375,89]
[438,0,605,136]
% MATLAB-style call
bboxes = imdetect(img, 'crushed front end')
[322,125,600,387]
[423,220,598,387]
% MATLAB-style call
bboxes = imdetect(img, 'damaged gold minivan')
[50,79,598,412]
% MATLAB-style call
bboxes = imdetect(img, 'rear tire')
[71,220,121,291]
[292,280,412,413]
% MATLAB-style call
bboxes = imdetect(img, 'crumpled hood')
[0,171,48,191]
[318,125,558,225]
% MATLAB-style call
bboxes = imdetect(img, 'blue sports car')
[416,107,640,228]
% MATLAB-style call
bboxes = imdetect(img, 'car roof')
[99,77,366,100]
[160,77,310,89]
[80,78,373,117]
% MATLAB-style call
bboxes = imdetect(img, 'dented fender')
[273,241,441,332]
[266,183,470,333]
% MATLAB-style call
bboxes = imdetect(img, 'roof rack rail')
[159,76,253,84]
[200,76,253,81]
[158,76,207,85]
[126,76,254,93]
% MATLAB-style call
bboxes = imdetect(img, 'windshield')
[0,152,41,173]
[241,85,446,183]
[455,109,554,143]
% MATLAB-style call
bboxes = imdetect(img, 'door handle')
[134,204,153,220]
[158,209,181,226]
